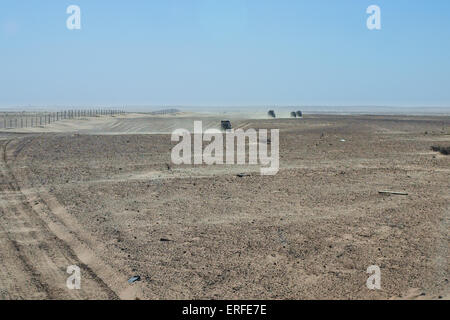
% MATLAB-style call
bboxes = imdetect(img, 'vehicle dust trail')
[0,113,255,135]
[0,139,120,300]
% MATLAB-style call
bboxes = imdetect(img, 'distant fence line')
[0,109,125,130]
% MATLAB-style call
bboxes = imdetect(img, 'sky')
[1,0,450,109]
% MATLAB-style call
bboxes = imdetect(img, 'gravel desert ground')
[0,112,448,300]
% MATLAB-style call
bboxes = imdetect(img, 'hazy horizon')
[1,104,449,116]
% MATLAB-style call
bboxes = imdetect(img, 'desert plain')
[0,111,448,300]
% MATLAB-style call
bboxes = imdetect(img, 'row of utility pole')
[0,109,125,129]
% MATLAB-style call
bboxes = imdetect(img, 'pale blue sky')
[1,0,450,108]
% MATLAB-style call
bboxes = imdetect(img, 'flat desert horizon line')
[1,105,449,114]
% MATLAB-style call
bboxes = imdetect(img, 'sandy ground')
[0,112,448,300]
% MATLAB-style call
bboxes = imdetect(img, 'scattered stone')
[237,173,250,178]
[431,145,450,155]
[128,276,141,284]
[379,190,408,196]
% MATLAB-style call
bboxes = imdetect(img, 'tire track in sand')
[0,139,120,299]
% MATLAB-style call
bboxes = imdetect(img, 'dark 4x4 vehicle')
[221,120,232,131]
